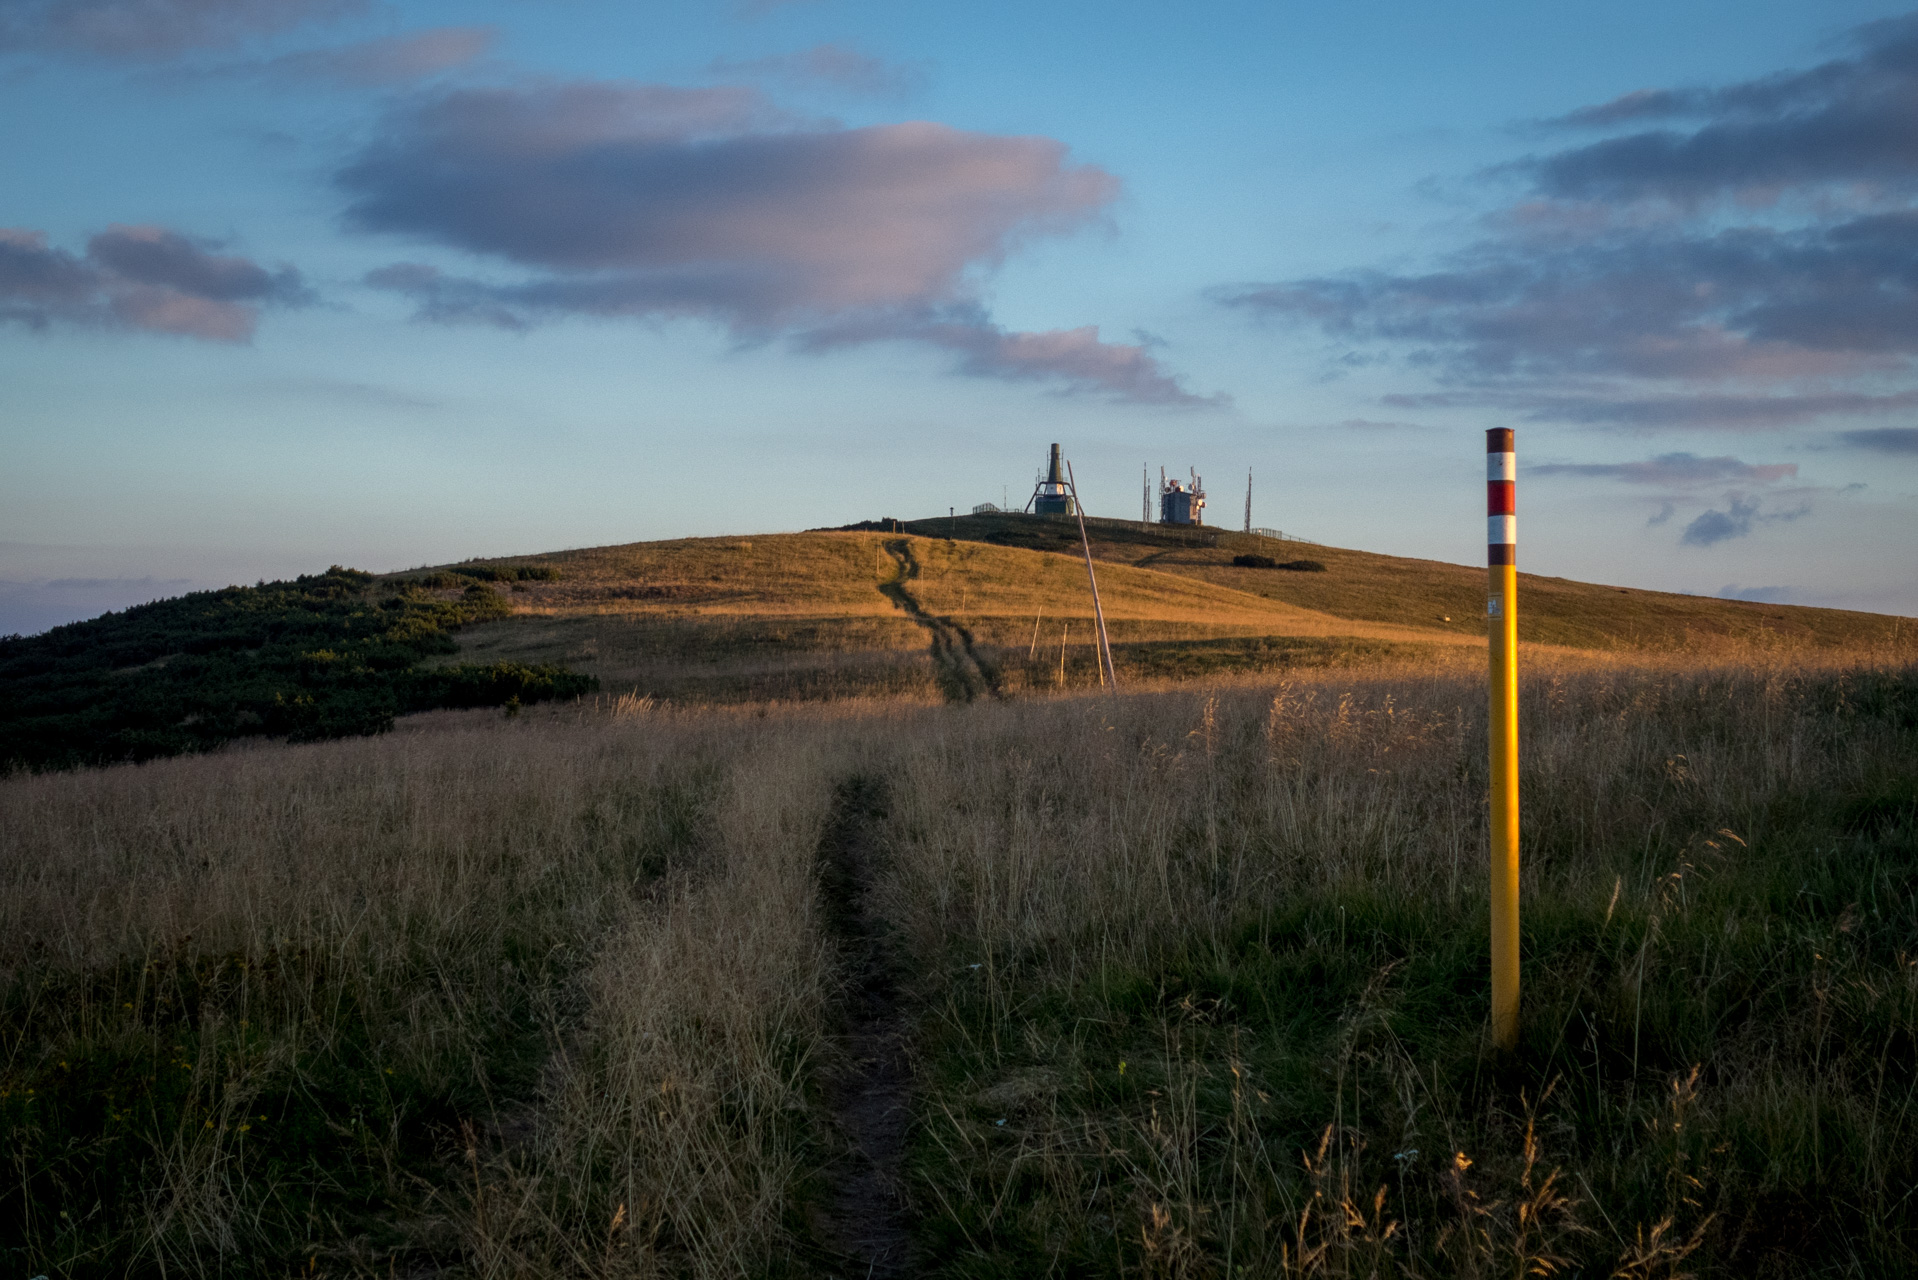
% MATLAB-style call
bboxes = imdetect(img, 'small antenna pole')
[1245,469,1252,534]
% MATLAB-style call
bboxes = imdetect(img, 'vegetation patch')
[878,665,1918,1276]
[0,566,593,771]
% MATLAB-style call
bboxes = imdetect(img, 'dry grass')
[5,650,1916,1276]
[859,653,1918,1275]
[0,705,861,1276]
[400,525,1915,711]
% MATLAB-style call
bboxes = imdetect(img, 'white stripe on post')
[1488,515,1517,544]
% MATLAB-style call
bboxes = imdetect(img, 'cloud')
[797,304,1220,404]
[1217,14,1918,423]
[0,224,306,341]
[259,26,494,86]
[1532,15,1918,204]
[0,0,359,59]
[1840,425,1918,453]
[1528,451,1797,486]
[1381,387,1918,430]
[346,80,1210,403]
[1220,212,1918,383]
[708,43,922,98]
[1680,493,1811,546]
[1648,502,1676,526]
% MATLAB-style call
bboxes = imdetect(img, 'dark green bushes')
[1232,553,1327,571]
[400,564,561,588]
[0,567,594,771]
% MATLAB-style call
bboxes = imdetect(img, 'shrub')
[1232,553,1277,568]
[0,568,590,771]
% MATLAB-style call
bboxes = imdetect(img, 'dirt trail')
[879,539,1001,703]
[811,777,914,1278]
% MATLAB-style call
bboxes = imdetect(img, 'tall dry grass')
[864,657,1918,1275]
[4,652,1915,1276]
[1,707,854,1277]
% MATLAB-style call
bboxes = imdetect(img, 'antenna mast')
[1244,469,1252,534]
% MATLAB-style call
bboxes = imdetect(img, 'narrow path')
[812,777,914,1278]
[878,539,1001,703]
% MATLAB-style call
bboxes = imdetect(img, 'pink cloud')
[0,224,306,341]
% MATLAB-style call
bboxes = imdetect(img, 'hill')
[419,517,1912,704]
[5,518,1909,769]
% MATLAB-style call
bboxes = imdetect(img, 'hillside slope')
[899,512,1911,652]
[411,520,1912,704]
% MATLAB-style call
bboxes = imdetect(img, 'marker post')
[1487,428,1520,1051]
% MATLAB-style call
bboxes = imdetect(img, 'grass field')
[4,646,1916,1276]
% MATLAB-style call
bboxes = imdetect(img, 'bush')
[1281,559,1327,572]
[1232,553,1277,568]
[0,568,592,771]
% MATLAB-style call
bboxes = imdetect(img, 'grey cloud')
[798,304,1220,405]
[1841,425,1918,453]
[1681,493,1811,546]
[347,80,1210,404]
[708,43,923,98]
[1529,452,1798,486]
[369,265,1212,404]
[261,27,494,86]
[1383,388,1918,429]
[1534,15,1918,202]
[1221,213,1918,382]
[0,224,305,341]
[0,0,358,59]
[1219,13,1918,412]
[1648,502,1676,526]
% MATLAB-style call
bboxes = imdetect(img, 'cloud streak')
[0,224,307,341]
[707,43,922,98]
[1528,452,1797,486]
[0,0,359,59]
[346,80,1211,403]
[258,26,494,86]
[1840,425,1918,453]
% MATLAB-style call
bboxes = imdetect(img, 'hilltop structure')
[1027,443,1075,515]
[1159,468,1206,525]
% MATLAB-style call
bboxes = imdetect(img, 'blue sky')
[4,0,1916,634]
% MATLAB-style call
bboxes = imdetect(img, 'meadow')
[4,643,1915,1277]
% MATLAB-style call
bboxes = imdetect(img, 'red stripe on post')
[1488,481,1515,516]
[1487,428,1514,453]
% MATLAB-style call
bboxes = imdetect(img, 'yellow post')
[1487,428,1520,1050]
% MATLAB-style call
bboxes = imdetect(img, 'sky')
[4,0,1917,634]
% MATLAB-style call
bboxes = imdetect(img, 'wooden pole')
[1487,428,1520,1050]
[1028,609,1043,659]
[1066,460,1118,690]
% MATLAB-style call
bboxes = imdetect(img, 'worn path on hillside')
[880,539,1001,703]
[812,777,915,1278]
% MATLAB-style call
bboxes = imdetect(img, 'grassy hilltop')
[415,517,1912,705]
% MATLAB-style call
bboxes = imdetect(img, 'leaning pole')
[1487,428,1520,1051]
